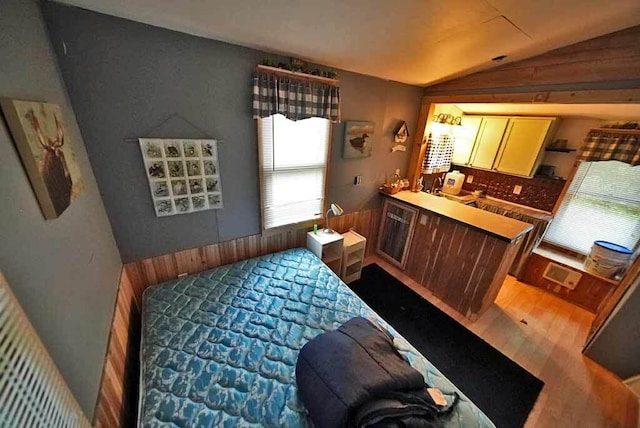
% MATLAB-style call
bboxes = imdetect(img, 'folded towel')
[295,317,457,427]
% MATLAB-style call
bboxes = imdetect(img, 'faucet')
[430,175,444,194]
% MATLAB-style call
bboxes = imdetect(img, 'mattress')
[138,248,494,427]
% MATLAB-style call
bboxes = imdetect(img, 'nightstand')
[341,230,366,283]
[307,231,344,275]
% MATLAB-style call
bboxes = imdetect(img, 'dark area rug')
[348,263,544,428]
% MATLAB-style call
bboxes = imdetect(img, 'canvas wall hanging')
[139,139,223,217]
[1,99,83,219]
[343,121,374,158]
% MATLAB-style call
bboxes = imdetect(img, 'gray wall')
[585,276,640,379]
[43,2,423,262]
[0,0,122,419]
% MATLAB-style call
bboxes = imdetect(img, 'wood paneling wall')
[92,207,380,427]
[520,253,616,313]
[424,25,640,93]
[403,207,522,320]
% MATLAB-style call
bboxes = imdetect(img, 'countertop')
[384,190,534,242]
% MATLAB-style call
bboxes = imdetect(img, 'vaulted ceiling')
[54,0,640,86]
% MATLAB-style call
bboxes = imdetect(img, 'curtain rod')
[255,65,339,86]
[591,128,640,135]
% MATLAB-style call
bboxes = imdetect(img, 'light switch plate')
[513,185,522,195]
[466,175,473,183]
[354,175,362,185]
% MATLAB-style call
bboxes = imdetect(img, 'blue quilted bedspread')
[139,248,494,427]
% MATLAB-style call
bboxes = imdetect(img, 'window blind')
[544,160,640,255]
[260,114,330,230]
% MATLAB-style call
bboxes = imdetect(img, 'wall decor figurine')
[343,121,374,158]
[392,121,409,152]
[1,99,83,219]
[139,138,223,216]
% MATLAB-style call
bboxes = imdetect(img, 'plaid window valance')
[578,130,640,166]
[252,73,341,122]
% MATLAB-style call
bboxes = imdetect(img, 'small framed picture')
[155,199,173,216]
[175,197,190,213]
[343,121,374,158]
[164,141,182,157]
[171,179,187,196]
[147,161,165,178]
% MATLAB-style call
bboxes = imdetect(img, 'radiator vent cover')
[543,262,582,289]
[0,272,90,428]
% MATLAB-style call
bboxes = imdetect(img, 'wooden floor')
[364,255,639,428]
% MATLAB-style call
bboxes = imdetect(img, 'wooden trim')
[407,100,434,190]
[422,89,640,105]
[255,64,339,86]
[93,207,381,427]
[422,26,640,93]
[591,127,640,135]
[551,159,581,214]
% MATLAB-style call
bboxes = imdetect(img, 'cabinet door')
[452,116,482,165]
[376,200,418,268]
[495,118,553,176]
[469,117,509,169]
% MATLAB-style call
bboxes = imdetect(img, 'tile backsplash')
[454,167,566,212]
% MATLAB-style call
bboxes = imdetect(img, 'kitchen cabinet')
[454,115,558,177]
[494,118,555,176]
[451,116,482,165]
[376,199,418,268]
[468,117,509,169]
[383,191,531,320]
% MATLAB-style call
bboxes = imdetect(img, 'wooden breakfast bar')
[378,191,533,320]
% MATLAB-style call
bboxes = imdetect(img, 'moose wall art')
[1,99,83,219]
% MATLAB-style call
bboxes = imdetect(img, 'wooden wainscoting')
[520,252,617,313]
[93,207,380,427]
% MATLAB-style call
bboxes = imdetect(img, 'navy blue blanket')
[296,317,456,427]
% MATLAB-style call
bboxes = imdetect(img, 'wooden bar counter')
[378,191,533,321]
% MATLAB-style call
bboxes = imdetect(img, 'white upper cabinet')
[469,117,509,169]
[451,116,482,166]
[452,115,558,177]
[494,118,555,176]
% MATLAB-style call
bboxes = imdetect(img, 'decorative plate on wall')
[139,138,223,217]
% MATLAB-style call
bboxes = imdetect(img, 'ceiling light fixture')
[433,113,462,126]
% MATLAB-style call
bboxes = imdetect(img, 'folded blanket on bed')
[296,317,457,427]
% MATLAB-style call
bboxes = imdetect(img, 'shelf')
[545,148,576,153]
[346,250,364,267]
[322,251,342,265]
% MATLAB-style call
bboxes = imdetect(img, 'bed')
[138,248,494,427]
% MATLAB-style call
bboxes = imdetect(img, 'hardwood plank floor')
[364,255,638,428]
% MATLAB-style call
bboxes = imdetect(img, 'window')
[259,114,330,230]
[544,160,640,255]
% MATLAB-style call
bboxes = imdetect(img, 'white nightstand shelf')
[307,231,344,275]
[341,230,367,283]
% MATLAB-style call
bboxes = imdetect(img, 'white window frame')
[544,160,640,256]
[257,115,332,233]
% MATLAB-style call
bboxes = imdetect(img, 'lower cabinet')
[376,199,418,268]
